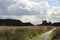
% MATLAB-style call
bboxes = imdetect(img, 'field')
[0,26,59,40]
[52,26,60,40]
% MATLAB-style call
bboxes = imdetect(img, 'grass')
[52,27,60,40]
[0,26,58,40]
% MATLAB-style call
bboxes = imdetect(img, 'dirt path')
[35,28,56,40]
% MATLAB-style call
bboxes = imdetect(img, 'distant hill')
[0,19,60,26]
[37,20,60,26]
[0,19,34,26]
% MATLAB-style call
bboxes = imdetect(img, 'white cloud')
[46,6,60,23]
[0,15,37,22]
[0,15,18,19]
[8,0,49,14]
[8,0,34,11]
[39,1,50,8]
[9,1,49,9]
[47,9,52,17]
[49,15,60,23]
[20,15,37,23]
[51,6,60,14]
[47,6,60,17]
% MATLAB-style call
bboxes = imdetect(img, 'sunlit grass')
[0,26,55,40]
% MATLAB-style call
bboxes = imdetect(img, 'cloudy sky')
[0,0,60,24]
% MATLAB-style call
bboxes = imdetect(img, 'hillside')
[0,19,33,26]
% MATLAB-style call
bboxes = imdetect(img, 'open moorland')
[52,26,60,40]
[0,26,59,40]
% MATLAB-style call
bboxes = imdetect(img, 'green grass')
[0,26,53,40]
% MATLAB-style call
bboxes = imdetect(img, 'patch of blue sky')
[29,0,55,2]
[29,0,60,6]
[48,1,60,6]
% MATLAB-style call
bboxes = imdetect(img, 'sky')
[0,0,60,25]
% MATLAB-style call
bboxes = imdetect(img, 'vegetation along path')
[34,28,56,40]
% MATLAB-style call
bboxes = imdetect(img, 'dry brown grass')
[0,26,60,40]
[0,26,54,31]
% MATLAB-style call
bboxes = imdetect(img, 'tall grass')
[0,26,53,40]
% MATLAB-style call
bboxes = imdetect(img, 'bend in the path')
[34,28,56,40]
